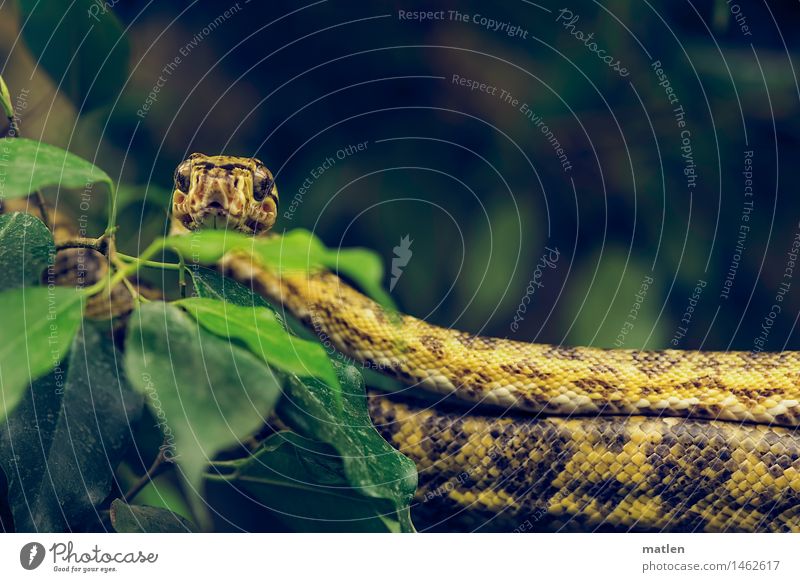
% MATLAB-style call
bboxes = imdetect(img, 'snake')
[6,154,800,532]
[167,154,800,533]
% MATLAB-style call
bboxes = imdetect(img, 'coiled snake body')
[8,153,800,532]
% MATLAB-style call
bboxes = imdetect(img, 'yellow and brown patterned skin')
[174,153,800,531]
[368,392,800,532]
[226,267,800,428]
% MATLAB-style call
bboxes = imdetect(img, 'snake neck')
[219,254,800,429]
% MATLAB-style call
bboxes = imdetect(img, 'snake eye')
[253,164,275,202]
[174,160,191,193]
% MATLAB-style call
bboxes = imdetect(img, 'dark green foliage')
[0,212,54,291]
[110,499,196,533]
[0,322,142,532]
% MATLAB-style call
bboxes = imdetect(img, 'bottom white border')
[0,533,796,581]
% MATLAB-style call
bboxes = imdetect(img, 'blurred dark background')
[3,0,800,352]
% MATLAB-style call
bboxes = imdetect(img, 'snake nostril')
[245,218,263,233]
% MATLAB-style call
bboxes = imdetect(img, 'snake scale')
[6,153,800,532]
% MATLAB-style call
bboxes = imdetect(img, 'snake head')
[172,153,278,235]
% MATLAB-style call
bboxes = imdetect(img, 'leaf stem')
[31,191,51,230]
[110,255,148,306]
[123,447,173,502]
[104,180,118,239]
[82,239,165,297]
[116,252,182,271]
[178,254,187,297]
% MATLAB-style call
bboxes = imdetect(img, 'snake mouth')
[175,200,246,232]
[196,207,246,231]
[179,206,268,235]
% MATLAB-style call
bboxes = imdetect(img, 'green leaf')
[178,261,415,530]
[115,462,194,524]
[0,212,55,291]
[110,499,196,533]
[19,0,130,111]
[163,228,395,308]
[249,229,328,273]
[0,322,143,532]
[124,302,282,517]
[279,364,418,532]
[209,432,402,532]
[253,230,395,308]
[189,266,273,310]
[131,479,193,523]
[163,229,254,264]
[184,268,415,530]
[0,75,11,119]
[176,297,340,396]
[0,138,113,201]
[329,247,395,310]
[0,286,83,422]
